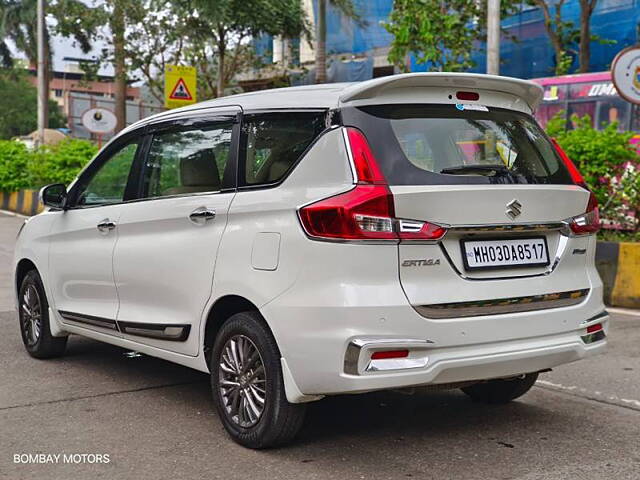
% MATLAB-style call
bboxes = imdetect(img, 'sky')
[51,35,112,76]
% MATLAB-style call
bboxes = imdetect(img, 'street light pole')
[487,0,500,75]
[37,0,46,146]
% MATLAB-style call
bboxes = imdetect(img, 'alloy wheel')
[21,284,42,347]
[218,335,267,428]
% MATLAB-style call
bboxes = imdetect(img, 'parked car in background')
[14,73,608,448]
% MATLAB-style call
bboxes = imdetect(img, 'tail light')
[551,138,587,188]
[298,128,447,242]
[551,139,600,236]
[568,191,600,235]
[298,184,396,240]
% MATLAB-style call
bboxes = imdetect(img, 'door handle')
[189,207,216,225]
[97,219,116,233]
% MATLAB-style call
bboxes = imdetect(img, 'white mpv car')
[14,73,608,448]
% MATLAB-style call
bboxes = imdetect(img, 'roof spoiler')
[339,73,544,112]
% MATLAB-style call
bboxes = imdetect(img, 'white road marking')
[606,307,640,317]
[536,379,640,410]
[0,209,28,218]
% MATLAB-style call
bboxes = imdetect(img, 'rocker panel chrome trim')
[118,321,191,342]
[57,310,190,341]
[58,310,118,331]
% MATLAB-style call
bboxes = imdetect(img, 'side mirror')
[39,184,67,209]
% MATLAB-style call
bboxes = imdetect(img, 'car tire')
[461,372,538,404]
[18,270,67,359]
[210,311,306,448]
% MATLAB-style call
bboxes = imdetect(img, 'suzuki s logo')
[505,199,522,220]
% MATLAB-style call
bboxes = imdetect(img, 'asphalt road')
[1,211,639,480]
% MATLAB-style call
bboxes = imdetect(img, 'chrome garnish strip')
[579,310,609,325]
[414,289,590,319]
[446,222,566,233]
[439,233,569,281]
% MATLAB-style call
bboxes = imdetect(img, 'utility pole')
[487,0,500,75]
[315,0,327,83]
[36,0,46,145]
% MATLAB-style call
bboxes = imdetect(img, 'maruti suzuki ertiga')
[14,73,608,448]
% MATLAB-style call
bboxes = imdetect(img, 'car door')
[48,132,145,334]
[112,110,239,356]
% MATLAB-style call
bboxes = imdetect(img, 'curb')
[596,241,640,309]
[0,190,43,217]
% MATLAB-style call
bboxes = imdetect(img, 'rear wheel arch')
[203,295,275,367]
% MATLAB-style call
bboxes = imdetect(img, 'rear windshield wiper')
[440,164,512,176]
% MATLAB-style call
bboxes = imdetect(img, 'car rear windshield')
[341,104,574,186]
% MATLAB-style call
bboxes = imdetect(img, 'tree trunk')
[112,0,126,133]
[315,0,327,84]
[578,1,592,73]
[217,42,225,97]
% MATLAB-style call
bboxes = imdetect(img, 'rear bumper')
[261,237,607,400]
[337,326,607,394]
[263,276,608,399]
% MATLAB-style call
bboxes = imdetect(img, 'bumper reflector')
[371,349,409,360]
[581,323,606,344]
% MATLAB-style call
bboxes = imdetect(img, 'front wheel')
[18,270,67,359]
[461,373,538,404]
[210,311,306,448]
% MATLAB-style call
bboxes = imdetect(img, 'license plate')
[461,237,550,270]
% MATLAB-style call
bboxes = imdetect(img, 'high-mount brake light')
[297,128,448,241]
[551,139,601,235]
[456,91,480,101]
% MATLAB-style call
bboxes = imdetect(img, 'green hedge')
[0,139,97,192]
[546,113,639,233]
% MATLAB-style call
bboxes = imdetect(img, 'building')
[242,0,640,87]
[26,60,162,140]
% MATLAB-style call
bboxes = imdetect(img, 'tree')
[527,0,608,75]
[315,0,361,84]
[0,68,65,139]
[577,0,598,73]
[527,0,577,75]
[185,0,309,97]
[0,0,96,127]
[384,0,518,73]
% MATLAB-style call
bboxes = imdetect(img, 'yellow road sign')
[165,65,197,109]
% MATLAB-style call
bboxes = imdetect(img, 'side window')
[75,141,140,207]
[241,111,326,186]
[142,123,233,199]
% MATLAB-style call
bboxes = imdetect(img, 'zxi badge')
[505,199,522,220]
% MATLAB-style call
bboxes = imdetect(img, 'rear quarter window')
[239,111,327,187]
